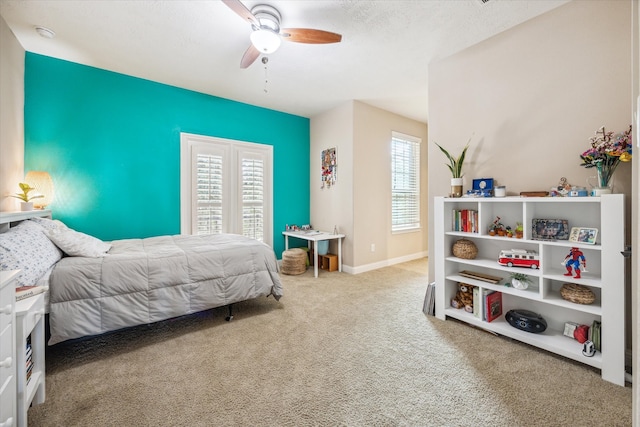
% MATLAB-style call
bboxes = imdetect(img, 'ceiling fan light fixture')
[250,28,281,54]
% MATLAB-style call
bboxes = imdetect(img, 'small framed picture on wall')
[321,147,337,189]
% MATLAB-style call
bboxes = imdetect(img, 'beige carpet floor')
[28,259,631,426]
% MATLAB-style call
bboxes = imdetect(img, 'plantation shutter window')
[195,152,224,235]
[181,133,273,247]
[239,152,265,241]
[391,132,421,232]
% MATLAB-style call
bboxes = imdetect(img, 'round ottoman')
[281,248,307,275]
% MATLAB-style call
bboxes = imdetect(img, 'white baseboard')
[344,251,428,275]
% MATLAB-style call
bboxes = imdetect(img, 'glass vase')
[587,163,613,196]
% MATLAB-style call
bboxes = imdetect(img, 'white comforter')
[48,233,282,344]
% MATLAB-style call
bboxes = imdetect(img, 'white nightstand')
[0,271,19,427]
[15,293,45,427]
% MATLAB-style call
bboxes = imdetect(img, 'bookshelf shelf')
[0,271,18,427]
[15,293,45,427]
[435,195,625,386]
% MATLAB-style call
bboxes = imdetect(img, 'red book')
[485,291,503,323]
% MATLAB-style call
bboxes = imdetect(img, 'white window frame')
[180,132,273,247]
[391,131,421,233]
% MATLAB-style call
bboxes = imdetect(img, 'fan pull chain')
[262,56,269,93]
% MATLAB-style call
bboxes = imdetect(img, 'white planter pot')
[21,202,33,211]
[511,278,529,290]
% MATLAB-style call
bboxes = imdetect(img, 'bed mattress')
[48,233,282,344]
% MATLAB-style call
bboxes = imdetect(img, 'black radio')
[505,309,547,333]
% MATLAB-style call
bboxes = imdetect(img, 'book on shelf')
[15,285,48,301]
[474,288,495,320]
[473,287,479,318]
[484,291,502,323]
[26,334,34,384]
[590,320,601,351]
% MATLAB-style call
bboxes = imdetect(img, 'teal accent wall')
[24,53,310,257]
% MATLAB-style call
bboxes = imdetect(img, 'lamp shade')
[250,29,281,54]
[25,171,54,209]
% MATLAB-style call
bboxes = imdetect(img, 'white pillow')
[30,217,68,231]
[0,220,63,287]
[46,227,111,257]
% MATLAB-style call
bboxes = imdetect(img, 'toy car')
[498,249,540,269]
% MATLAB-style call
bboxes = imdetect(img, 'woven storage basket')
[560,283,595,305]
[281,248,307,275]
[452,239,478,260]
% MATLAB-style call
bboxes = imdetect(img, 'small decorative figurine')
[489,216,504,236]
[563,247,586,279]
[550,177,572,197]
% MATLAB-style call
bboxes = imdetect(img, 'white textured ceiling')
[0,0,570,123]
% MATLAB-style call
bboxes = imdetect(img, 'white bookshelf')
[0,271,19,427]
[434,195,625,386]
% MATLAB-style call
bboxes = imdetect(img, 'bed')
[0,212,283,345]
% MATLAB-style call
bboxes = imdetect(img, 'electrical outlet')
[370,244,375,252]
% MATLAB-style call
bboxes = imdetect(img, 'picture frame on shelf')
[531,219,569,241]
[569,227,598,245]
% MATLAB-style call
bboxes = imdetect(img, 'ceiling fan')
[222,0,342,68]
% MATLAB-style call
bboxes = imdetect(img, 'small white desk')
[282,231,345,278]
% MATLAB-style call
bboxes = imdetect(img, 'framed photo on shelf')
[531,219,569,241]
[569,227,598,245]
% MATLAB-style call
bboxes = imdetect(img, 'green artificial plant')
[11,182,44,203]
[434,137,472,178]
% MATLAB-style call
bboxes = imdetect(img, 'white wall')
[310,101,355,266]
[428,0,633,280]
[310,100,428,272]
[0,16,25,211]
[428,0,637,379]
[352,102,428,270]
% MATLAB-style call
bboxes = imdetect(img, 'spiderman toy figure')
[564,247,586,279]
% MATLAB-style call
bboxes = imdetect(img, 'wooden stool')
[281,248,307,275]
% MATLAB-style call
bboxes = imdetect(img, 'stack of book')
[16,285,48,302]
[451,209,478,233]
[25,335,33,385]
[423,282,436,316]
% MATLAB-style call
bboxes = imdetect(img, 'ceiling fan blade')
[280,28,342,44]
[221,0,259,27]
[240,44,260,69]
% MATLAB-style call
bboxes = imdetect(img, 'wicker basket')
[281,248,308,275]
[452,239,477,260]
[560,283,595,305]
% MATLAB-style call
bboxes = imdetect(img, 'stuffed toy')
[451,282,475,312]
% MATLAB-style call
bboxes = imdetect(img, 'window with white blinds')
[180,133,273,246]
[391,131,421,232]
[240,155,265,241]
[196,152,224,235]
